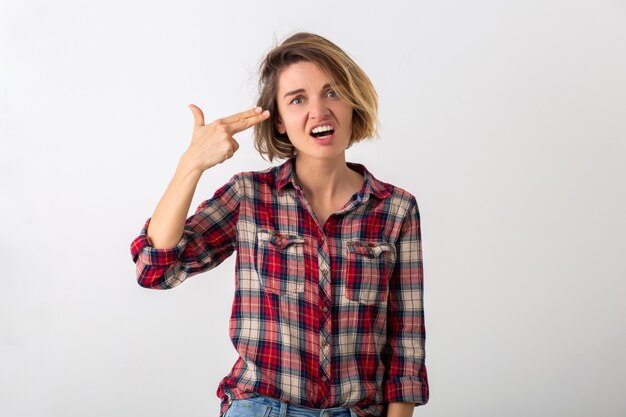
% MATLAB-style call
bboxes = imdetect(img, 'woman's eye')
[291,97,304,105]
[327,90,338,98]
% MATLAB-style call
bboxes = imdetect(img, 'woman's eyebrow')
[283,83,332,99]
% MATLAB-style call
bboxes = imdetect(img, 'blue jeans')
[224,394,359,417]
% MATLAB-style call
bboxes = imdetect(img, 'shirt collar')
[274,157,391,200]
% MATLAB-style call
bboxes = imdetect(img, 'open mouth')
[310,125,335,139]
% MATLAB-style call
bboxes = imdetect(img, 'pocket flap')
[346,240,392,258]
[258,229,305,249]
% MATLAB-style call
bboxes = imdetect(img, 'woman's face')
[274,61,353,160]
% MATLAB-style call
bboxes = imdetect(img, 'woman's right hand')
[180,104,270,175]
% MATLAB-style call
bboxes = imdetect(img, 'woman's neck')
[292,155,363,204]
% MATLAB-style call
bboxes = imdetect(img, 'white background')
[1,1,625,416]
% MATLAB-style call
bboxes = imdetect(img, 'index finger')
[220,106,263,124]
[227,109,271,135]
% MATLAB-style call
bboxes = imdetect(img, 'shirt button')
[322,306,328,313]
[321,376,328,382]
[321,267,328,276]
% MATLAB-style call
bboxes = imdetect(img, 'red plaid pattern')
[130,157,429,417]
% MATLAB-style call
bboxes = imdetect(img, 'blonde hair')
[253,32,379,162]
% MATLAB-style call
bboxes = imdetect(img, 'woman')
[130,32,429,417]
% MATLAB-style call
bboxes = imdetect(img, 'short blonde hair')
[253,32,379,162]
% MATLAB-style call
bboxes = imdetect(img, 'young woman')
[130,32,429,417]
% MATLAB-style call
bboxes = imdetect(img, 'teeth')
[311,125,333,134]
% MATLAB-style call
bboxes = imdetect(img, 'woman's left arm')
[380,196,430,407]
[387,401,415,417]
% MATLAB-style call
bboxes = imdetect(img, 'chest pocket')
[256,229,306,295]
[344,240,395,305]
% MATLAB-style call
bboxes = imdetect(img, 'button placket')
[320,338,330,351]
[317,236,332,393]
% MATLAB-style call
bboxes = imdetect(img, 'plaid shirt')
[130,157,429,417]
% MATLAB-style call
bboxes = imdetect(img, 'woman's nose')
[308,98,330,120]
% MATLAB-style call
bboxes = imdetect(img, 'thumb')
[188,104,205,127]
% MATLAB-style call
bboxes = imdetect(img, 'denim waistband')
[238,394,358,417]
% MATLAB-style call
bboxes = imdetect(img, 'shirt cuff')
[130,218,188,267]
[382,376,429,405]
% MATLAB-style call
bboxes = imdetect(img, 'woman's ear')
[275,116,286,135]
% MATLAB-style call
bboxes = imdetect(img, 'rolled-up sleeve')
[130,174,241,289]
[381,196,429,406]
